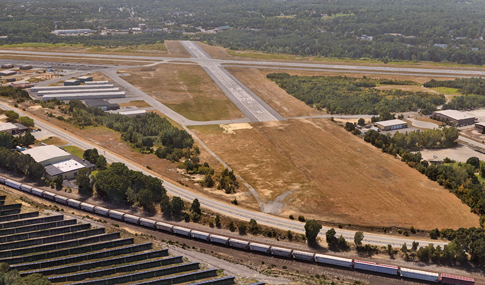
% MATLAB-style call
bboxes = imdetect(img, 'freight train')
[0,177,475,285]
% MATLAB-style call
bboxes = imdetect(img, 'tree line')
[267,73,445,115]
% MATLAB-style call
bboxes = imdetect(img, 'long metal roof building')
[42,92,125,101]
[37,88,120,96]
[31,84,113,92]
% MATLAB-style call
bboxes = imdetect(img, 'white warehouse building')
[42,92,125,101]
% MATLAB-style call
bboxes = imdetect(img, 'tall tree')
[304,219,322,243]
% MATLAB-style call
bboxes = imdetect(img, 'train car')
[228,238,250,250]
[173,226,191,237]
[249,242,271,254]
[19,184,32,193]
[124,214,140,225]
[94,206,110,216]
[0,177,5,184]
[108,210,125,220]
[155,222,174,233]
[54,195,68,205]
[191,230,210,241]
[209,234,229,245]
[31,188,44,197]
[271,246,293,258]
[440,274,475,285]
[80,202,95,212]
[353,260,398,276]
[42,191,56,201]
[400,267,439,283]
[292,250,315,261]
[5,179,21,190]
[314,254,353,268]
[139,218,156,228]
[67,199,81,208]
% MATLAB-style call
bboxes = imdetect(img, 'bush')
[298,215,305,222]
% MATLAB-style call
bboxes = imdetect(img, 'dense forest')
[268,73,445,114]
[2,0,485,64]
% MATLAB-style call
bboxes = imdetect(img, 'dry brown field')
[83,72,112,82]
[195,42,234,59]
[119,100,152,108]
[164,40,191,57]
[190,118,479,230]
[0,54,150,66]
[119,64,244,121]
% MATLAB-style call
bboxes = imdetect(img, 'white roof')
[0,122,19,132]
[108,110,146,116]
[38,88,119,95]
[434,110,473,120]
[400,267,439,276]
[375,119,407,127]
[85,81,109,85]
[50,159,85,173]
[22,145,71,164]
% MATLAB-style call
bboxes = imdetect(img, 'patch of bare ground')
[164,40,191,58]
[226,67,325,117]
[374,85,436,92]
[119,100,152,108]
[83,72,112,82]
[190,119,479,230]
[414,115,444,126]
[119,64,244,121]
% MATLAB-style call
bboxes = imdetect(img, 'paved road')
[180,41,283,122]
[0,102,446,249]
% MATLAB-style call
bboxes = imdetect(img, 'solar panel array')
[0,196,238,285]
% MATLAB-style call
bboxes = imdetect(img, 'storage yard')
[190,119,479,230]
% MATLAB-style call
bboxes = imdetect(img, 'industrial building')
[84,99,120,110]
[0,70,16,76]
[85,81,109,85]
[22,145,94,180]
[476,123,485,134]
[64,79,80,86]
[37,88,120,96]
[107,109,146,117]
[19,65,32,70]
[432,110,476,126]
[1,64,13,69]
[375,119,408,131]
[77,76,93,82]
[52,29,94,36]
[31,84,114,92]
[0,123,21,134]
[42,92,125,101]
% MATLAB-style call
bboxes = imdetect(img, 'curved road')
[0,102,447,249]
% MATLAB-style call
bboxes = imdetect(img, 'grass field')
[62,146,84,159]
[190,118,479,230]
[119,100,152,108]
[431,87,461,95]
[36,136,68,146]
[164,40,191,57]
[119,64,244,121]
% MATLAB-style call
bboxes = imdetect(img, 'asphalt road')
[0,101,448,249]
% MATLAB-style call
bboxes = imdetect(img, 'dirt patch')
[220,123,253,134]
[83,72,112,82]
[226,67,325,118]
[119,64,244,121]
[414,116,444,126]
[191,118,479,230]
[164,40,191,58]
[119,100,152,108]
[36,136,68,146]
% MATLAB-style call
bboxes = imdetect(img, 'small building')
[476,123,485,134]
[84,99,120,110]
[64,79,80,86]
[139,24,146,30]
[13,123,29,133]
[77,76,93,82]
[432,110,476,126]
[19,65,32,70]
[375,119,408,131]
[1,64,13,69]
[107,109,146,117]
[22,145,94,180]
[0,123,19,134]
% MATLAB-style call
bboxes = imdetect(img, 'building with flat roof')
[13,123,28,133]
[22,145,94,180]
[0,70,16,76]
[77,76,93,82]
[375,119,408,131]
[31,84,114,92]
[0,123,19,134]
[84,99,119,110]
[432,110,475,126]
[19,65,32,70]
[107,109,146,117]
[476,123,485,134]
[64,79,80,86]
[1,64,13,69]
[85,81,109,85]
[42,92,125,101]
